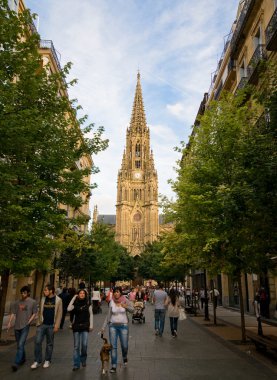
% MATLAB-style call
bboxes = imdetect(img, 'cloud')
[25,0,239,215]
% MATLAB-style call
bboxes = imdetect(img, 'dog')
[100,335,112,375]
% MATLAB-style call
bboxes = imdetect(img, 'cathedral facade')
[115,73,159,256]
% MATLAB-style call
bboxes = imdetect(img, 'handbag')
[179,307,187,321]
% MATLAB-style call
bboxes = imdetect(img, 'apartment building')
[208,0,276,103]
[192,0,277,318]
[2,0,93,310]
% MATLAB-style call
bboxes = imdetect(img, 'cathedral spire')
[130,72,147,134]
[116,73,159,256]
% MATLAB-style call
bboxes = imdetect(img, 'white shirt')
[110,300,128,324]
[92,290,101,301]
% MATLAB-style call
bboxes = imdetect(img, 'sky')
[25,0,239,216]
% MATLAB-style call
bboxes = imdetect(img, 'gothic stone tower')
[115,73,159,256]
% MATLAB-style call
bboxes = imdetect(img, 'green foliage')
[57,223,134,283]
[110,248,136,282]
[137,239,188,282]
[0,1,108,275]
[164,83,277,278]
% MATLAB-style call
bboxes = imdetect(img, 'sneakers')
[174,330,177,337]
[81,362,86,367]
[123,358,128,367]
[30,362,40,369]
[155,329,159,336]
[110,367,116,373]
[43,361,50,368]
[72,367,79,371]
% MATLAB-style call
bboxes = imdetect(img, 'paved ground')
[0,303,277,380]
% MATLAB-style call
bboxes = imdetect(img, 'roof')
[97,215,116,225]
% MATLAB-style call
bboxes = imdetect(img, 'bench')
[246,330,277,352]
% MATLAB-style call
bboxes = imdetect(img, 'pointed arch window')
[135,143,141,157]
[135,160,141,168]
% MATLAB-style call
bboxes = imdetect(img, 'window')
[133,212,141,222]
[253,26,262,50]
[239,59,247,79]
[135,143,141,157]
[135,160,141,168]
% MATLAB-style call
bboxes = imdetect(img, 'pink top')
[129,291,137,301]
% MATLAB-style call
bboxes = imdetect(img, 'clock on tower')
[133,172,141,179]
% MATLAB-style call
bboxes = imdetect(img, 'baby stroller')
[132,300,145,324]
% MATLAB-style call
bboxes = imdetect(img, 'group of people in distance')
[7,282,188,374]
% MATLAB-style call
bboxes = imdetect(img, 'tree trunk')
[204,269,210,321]
[0,269,10,340]
[238,273,246,342]
[39,272,47,300]
[211,280,217,325]
[33,269,38,300]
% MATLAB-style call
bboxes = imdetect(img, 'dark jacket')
[67,295,93,332]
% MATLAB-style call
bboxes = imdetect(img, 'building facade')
[192,0,277,318]
[2,0,93,313]
[115,73,159,256]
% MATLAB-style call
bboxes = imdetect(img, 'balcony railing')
[227,58,236,74]
[214,81,223,100]
[230,0,256,57]
[247,44,267,79]
[40,40,62,72]
[265,6,277,51]
[236,76,248,91]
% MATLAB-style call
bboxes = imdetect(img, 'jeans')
[154,309,165,335]
[14,325,30,365]
[34,324,54,363]
[73,331,88,368]
[109,324,129,368]
[169,317,178,335]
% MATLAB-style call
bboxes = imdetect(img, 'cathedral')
[115,73,159,256]
[94,73,161,256]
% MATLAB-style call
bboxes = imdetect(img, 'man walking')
[153,283,167,337]
[7,286,37,372]
[58,287,70,329]
[31,284,62,369]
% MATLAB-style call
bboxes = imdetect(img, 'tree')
[110,248,135,283]
[0,1,108,335]
[57,223,132,287]
[166,87,276,340]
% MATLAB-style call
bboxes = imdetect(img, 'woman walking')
[166,288,180,337]
[101,286,134,373]
[67,289,93,371]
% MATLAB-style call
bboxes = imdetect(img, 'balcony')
[223,58,236,91]
[230,0,257,58]
[265,6,277,51]
[40,40,62,72]
[247,44,267,83]
[236,76,248,92]
[214,81,223,100]
[227,58,236,74]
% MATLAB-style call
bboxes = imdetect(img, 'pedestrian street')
[0,303,276,380]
